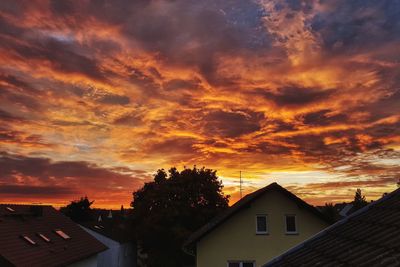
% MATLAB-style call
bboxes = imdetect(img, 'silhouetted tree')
[61,196,94,223]
[320,203,340,223]
[353,188,368,210]
[131,166,229,267]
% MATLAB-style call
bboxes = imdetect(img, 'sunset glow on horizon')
[1,0,399,209]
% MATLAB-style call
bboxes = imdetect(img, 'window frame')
[285,214,298,235]
[255,214,269,235]
[227,261,256,267]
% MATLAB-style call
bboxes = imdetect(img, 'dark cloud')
[49,0,76,15]
[97,93,130,105]
[113,112,143,125]
[311,0,400,54]
[2,91,41,110]
[0,22,108,81]
[256,86,334,107]
[0,109,24,122]
[79,0,270,83]
[0,185,77,196]
[163,78,202,91]
[204,110,264,137]
[302,109,348,126]
[0,73,36,92]
[0,153,143,197]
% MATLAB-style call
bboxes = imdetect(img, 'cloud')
[204,110,264,138]
[0,109,24,122]
[0,0,399,207]
[97,93,130,105]
[0,185,77,196]
[256,86,335,107]
[0,152,144,205]
[302,109,348,126]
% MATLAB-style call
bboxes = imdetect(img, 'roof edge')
[262,186,400,267]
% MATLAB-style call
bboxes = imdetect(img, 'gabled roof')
[184,182,330,250]
[80,210,134,244]
[263,187,400,267]
[0,204,107,267]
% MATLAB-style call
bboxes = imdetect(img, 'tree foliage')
[320,202,340,223]
[353,188,368,210]
[131,166,230,267]
[61,196,94,223]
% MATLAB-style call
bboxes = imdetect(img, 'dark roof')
[0,204,107,267]
[263,187,400,267]
[80,210,134,243]
[184,182,330,250]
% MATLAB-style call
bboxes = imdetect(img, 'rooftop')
[0,204,107,267]
[80,209,135,243]
[263,187,400,267]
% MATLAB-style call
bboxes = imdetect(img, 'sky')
[0,0,399,208]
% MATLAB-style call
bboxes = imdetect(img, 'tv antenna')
[240,170,243,199]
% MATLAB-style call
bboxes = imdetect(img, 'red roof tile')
[0,204,107,267]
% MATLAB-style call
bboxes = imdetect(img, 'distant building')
[80,209,137,267]
[0,204,107,267]
[263,186,400,266]
[184,183,331,267]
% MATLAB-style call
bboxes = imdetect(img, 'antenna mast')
[239,170,243,199]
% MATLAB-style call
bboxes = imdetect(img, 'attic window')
[256,215,268,234]
[22,235,37,245]
[55,230,71,240]
[6,207,15,212]
[285,215,298,234]
[38,233,50,242]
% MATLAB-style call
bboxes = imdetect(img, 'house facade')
[184,183,331,267]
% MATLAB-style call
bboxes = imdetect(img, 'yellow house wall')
[196,190,329,267]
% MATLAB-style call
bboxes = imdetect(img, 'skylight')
[22,235,36,245]
[6,207,15,212]
[55,230,71,240]
[38,233,51,242]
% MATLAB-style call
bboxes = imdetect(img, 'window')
[228,261,255,267]
[21,235,37,245]
[6,207,15,212]
[285,215,297,234]
[55,229,71,240]
[37,233,50,242]
[256,215,268,234]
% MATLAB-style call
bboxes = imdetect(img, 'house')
[0,204,107,267]
[184,182,331,267]
[262,186,400,267]
[80,209,137,267]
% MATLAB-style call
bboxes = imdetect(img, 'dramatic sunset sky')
[1,0,399,208]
